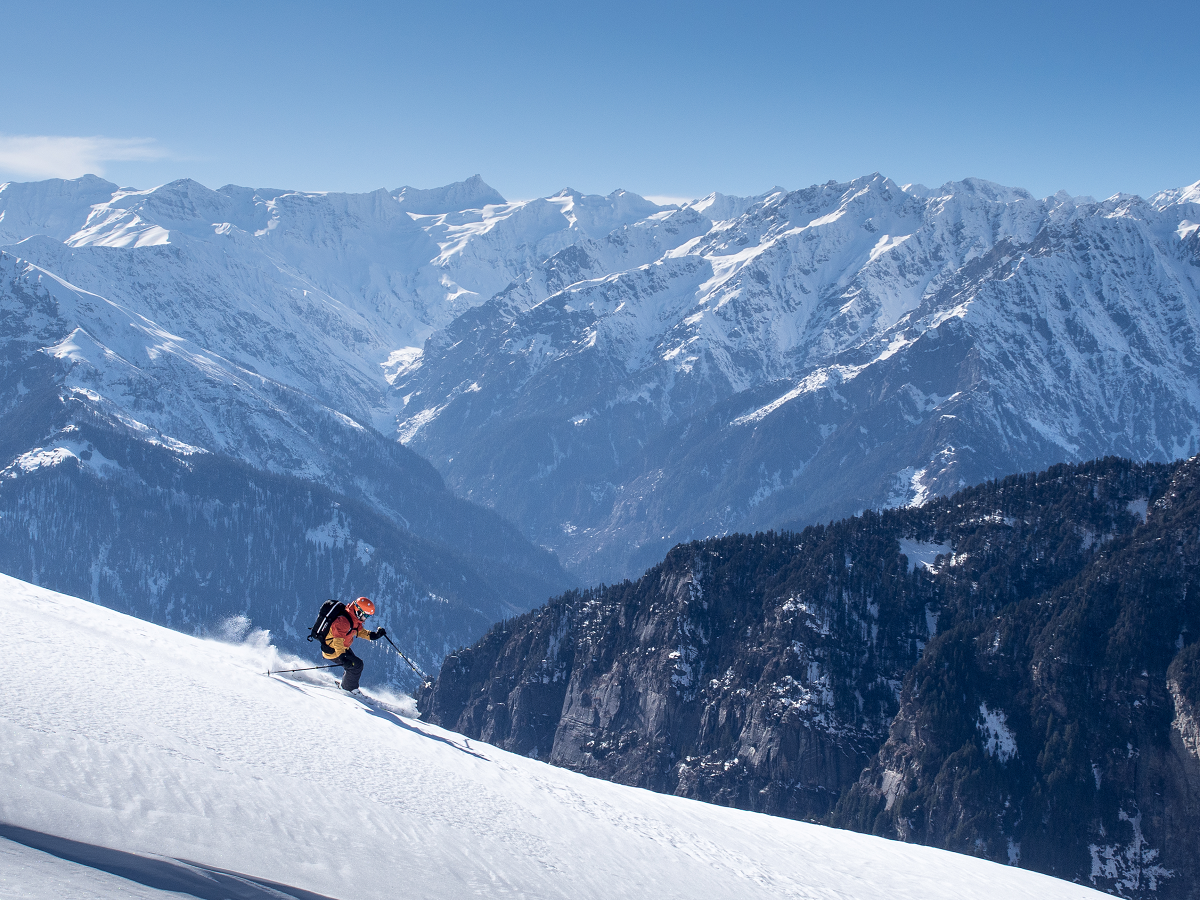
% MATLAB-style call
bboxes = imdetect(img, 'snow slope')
[0,573,1105,900]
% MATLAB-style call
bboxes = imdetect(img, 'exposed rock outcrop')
[422,456,1200,900]
[835,456,1200,898]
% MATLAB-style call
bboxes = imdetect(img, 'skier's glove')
[371,627,386,640]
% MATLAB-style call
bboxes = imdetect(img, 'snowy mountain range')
[1,170,1198,616]
[393,175,1200,580]
[0,572,1110,900]
[0,173,679,506]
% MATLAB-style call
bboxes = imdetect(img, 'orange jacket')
[321,607,372,658]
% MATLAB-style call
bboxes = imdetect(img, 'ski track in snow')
[0,573,1107,900]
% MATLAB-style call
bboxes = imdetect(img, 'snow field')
[1,573,1108,900]
[0,837,177,900]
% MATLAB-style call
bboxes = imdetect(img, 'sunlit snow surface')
[0,574,1108,900]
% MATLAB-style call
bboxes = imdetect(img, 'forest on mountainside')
[421,456,1199,899]
[0,395,570,686]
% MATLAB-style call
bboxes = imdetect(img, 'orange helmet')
[350,597,375,618]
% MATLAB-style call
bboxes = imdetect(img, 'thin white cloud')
[0,134,166,180]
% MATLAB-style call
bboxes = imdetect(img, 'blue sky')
[1,1,1195,202]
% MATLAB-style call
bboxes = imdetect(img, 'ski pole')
[265,663,343,676]
[381,633,432,684]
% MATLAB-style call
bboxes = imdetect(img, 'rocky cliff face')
[423,525,936,820]
[834,456,1200,897]
[421,456,1200,896]
[1165,652,1200,885]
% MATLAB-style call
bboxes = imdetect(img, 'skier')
[319,596,386,691]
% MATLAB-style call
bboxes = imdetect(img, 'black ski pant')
[332,647,364,691]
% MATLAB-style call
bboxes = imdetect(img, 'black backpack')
[308,599,352,648]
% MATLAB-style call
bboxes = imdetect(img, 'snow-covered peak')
[610,186,675,212]
[393,174,506,214]
[538,187,667,238]
[1103,191,1147,207]
[938,177,1036,204]
[0,174,119,245]
[688,187,787,222]
[1049,188,1097,206]
[849,172,904,194]
[0,573,1109,900]
[1151,179,1200,212]
[67,178,247,247]
[63,179,440,250]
